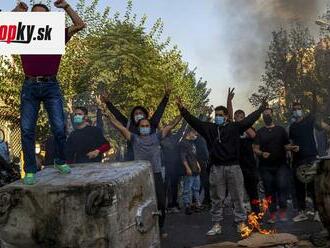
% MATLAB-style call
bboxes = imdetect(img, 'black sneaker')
[185,207,193,215]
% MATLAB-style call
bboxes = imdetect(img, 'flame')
[240,197,276,239]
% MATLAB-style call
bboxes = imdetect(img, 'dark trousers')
[241,166,260,212]
[259,165,289,213]
[154,173,166,229]
[293,168,316,211]
[165,170,181,208]
[199,161,210,205]
[20,80,66,173]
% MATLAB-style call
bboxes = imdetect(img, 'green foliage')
[250,20,329,124]
[0,0,210,143]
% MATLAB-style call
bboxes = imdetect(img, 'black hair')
[130,106,149,122]
[292,102,302,108]
[32,4,50,11]
[136,118,150,127]
[234,109,245,116]
[263,107,273,113]
[184,127,196,137]
[75,106,88,115]
[214,105,228,115]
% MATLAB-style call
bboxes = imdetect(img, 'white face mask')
[35,148,41,154]
[134,114,145,123]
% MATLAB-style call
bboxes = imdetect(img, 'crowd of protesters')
[33,86,328,237]
[0,0,329,241]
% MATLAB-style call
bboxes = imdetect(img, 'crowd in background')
[2,86,328,237]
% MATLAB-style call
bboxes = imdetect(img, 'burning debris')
[238,232,299,248]
[240,197,276,239]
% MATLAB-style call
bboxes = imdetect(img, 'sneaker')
[293,211,309,222]
[167,207,180,214]
[206,223,222,236]
[160,228,168,239]
[161,232,168,239]
[279,210,288,222]
[185,207,193,215]
[54,162,71,174]
[237,222,247,233]
[314,211,321,222]
[23,173,36,185]
[306,210,315,216]
[267,212,276,224]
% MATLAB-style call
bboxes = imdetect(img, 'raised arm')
[176,98,211,139]
[12,2,28,12]
[54,0,86,38]
[238,101,267,132]
[174,120,188,142]
[150,83,171,128]
[95,95,131,140]
[161,116,182,138]
[227,88,235,122]
[99,92,128,126]
[107,113,131,141]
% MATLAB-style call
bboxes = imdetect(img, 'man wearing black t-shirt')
[254,108,298,223]
[289,102,320,222]
[66,107,110,164]
[234,110,259,213]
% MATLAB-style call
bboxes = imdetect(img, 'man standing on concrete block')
[12,0,86,185]
[176,97,267,236]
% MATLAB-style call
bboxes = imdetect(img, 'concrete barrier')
[0,161,160,248]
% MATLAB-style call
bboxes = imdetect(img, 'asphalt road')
[161,207,325,248]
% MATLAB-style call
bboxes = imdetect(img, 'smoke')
[215,0,327,88]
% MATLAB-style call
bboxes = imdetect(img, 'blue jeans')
[20,79,66,173]
[182,175,201,207]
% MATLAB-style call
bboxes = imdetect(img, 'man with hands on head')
[13,0,86,185]
[176,96,268,236]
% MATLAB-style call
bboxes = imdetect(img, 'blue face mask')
[293,110,303,118]
[73,115,84,125]
[215,116,225,125]
[140,127,151,135]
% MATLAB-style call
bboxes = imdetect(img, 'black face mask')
[263,115,273,126]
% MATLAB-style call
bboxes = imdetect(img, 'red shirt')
[20,28,70,76]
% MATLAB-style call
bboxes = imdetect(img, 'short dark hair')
[264,107,273,113]
[292,102,302,108]
[234,109,245,116]
[75,106,88,115]
[32,4,50,12]
[214,106,228,115]
[184,126,196,135]
[137,118,150,127]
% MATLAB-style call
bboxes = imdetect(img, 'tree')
[0,0,210,144]
[249,23,329,123]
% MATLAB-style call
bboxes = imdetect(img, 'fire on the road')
[240,197,276,239]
